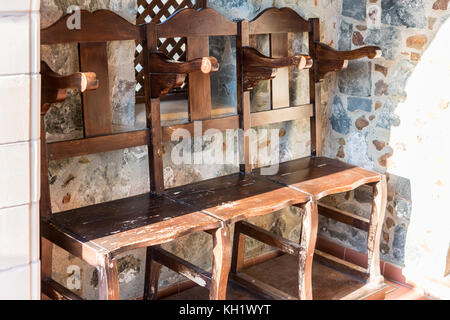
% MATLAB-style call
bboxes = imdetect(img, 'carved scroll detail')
[243,47,312,91]
[149,51,219,98]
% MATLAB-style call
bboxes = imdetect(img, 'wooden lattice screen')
[135,0,207,101]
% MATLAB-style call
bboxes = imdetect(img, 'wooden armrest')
[149,51,219,98]
[315,42,381,81]
[41,61,99,115]
[242,47,312,91]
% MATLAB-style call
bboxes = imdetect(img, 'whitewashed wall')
[0,0,41,300]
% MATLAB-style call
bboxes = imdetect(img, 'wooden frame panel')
[270,33,290,109]
[41,10,141,44]
[79,42,113,137]
[187,36,212,120]
[251,104,313,127]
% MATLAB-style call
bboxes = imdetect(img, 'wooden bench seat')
[40,10,233,301]
[254,156,382,200]
[41,193,221,263]
[165,173,310,223]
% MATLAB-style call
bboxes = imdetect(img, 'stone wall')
[41,0,450,299]
[323,0,450,280]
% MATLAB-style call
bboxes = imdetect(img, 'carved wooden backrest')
[146,8,239,192]
[135,0,207,101]
[40,10,148,217]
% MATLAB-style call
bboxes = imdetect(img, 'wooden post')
[209,225,231,300]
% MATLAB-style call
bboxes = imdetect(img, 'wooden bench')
[40,10,232,300]
[236,8,388,299]
[39,7,388,301]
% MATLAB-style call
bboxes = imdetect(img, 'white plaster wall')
[0,0,41,300]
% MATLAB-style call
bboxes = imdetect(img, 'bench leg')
[297,200,318,300]
[144,247,162,300]
[367,176,387,285]
[97,256,119,300]
[231,222,246,274]
[209,225,231,300]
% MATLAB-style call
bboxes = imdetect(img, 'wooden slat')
[270,33,290,109]
[251,104,313,127]
[79,42,113,137]
[318,203,370,232]
[41,10,141,44]
[152,247,212,288]
[249,7,311,35]
[238,221,302,256]
[237,20,252,173]
[231,272,297,300]
[156,8,237,38]
[47,130,150,160]
[162,115,239,142]
[314,249,369,280]
[341,282,390,300]
[42,278,83,300]
[187,36,212,120]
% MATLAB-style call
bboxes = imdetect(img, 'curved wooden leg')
[367,176,387,285]
[231,222,246,274]
[144,247,162,300]
[209,225,231,300]
[97,256,119,300]
[297,200,318,300]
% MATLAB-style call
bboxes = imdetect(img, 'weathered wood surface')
[297,201,318,300]
[97,256,119,300]
[367,176,387,285]
[255,157,382,200]
[210,226,232,300]
[143,247,162,301]
[165,173,310,223]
